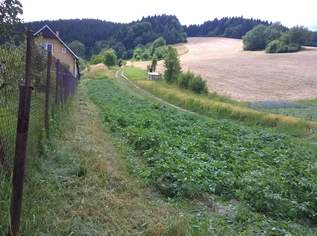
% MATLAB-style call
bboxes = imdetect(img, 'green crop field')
[87,74,317,234]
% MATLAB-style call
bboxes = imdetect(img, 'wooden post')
[55,60,60,105]
[60,67,64,105]
[7,30,33,236]
[44,51,52,138]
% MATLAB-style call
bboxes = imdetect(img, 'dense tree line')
[243,24,314,53]
[307,32,317,46]
[133,37,168,61]
[25,15,187,59]
[23,15,317,59]
[185,17,271,39]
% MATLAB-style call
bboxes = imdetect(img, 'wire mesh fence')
[0,31,78,173]
[0,81,19,173]
[0,30,78,235]
[0,44,24,173]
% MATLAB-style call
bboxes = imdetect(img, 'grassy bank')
[123,66,317,136]
[87,70,317,234]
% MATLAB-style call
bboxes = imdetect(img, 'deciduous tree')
[164,46,181,83]
[0,0,23,44]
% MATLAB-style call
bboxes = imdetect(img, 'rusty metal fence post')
[7,30,33,236]
[44,51,52,138]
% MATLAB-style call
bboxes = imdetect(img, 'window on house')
[62,48,67,54]
[44,43,53,54]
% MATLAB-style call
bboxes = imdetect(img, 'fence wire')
[0,44,24,171]
[0,31,78,173]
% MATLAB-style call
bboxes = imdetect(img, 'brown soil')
[130,37,317,101]
[181,37,317,101]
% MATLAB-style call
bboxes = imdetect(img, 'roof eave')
[33,25,79,60]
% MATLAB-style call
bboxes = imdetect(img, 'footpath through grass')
[87,68,317,234]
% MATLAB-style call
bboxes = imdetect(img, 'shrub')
[265,40,285,53]
[103,49,117,67]
[150,37,166,55]
[177,71,193,89]
[90,49,117,66]
[153,46,168,60]
[133,47,153,61]
[90,54,104,65]
[245,24,313,54]
[265,40,279,53]
[286,43,301,52]
[266,40,300,53]
[264,22,285,44]
[132,37,168,61]
[178,71,208,94]
[282,26,313,45]
[188,75,208,94]
[243,25,267,50]
[133,47,144,61]
[141,49,151,61]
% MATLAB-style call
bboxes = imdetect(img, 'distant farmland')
[129,37,317,101]
[182,37,317,101]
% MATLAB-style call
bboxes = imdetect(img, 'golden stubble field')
[129,37,317,101]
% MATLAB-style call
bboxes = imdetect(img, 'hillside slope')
[86,66,317,234]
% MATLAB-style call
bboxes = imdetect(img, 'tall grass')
[124,66,316,136]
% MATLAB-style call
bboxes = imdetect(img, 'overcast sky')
[20,0,317,30]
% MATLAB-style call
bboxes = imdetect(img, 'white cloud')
[20,0,317,29]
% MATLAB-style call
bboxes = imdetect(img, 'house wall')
[36,37,77,77]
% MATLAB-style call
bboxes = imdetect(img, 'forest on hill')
[24,16,317,60]
[25,16,273,59]
[25,15,187,59]
[185,16,272,38]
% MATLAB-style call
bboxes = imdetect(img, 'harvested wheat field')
[128,37,317,101]
[181,37,317,101]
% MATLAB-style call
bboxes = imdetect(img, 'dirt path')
[58,79,182,235]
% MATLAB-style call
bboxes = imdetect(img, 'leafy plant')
[88,77,317,224]
[177,71,208,94]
